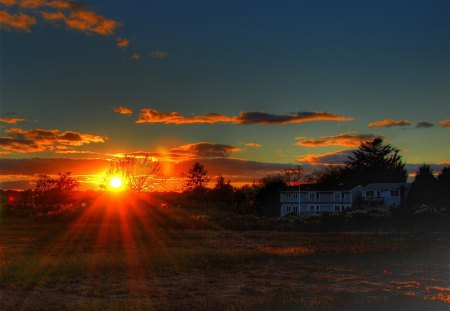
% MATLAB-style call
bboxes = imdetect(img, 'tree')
[183,162,210,192]
[255,174,287,216]
[34,172,80,209]
[341,138,407,186]
[210,174,234,203]
[308,165,343,186]
[408,164,438,207]
[102,155,162,192]
[282,165,306,186]
[437,166,450,187]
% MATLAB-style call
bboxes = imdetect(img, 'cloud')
[0,10,36,32]
[416,121,434,128]
[0,127,106,153]
[245,143,261,148]
[296,133,377,147]
[236,111,353,125]
[136,109,235,124]
[170,142,240,158]
[0,117,26,124]
[298,149,355,165]
[131,53,140,60]
[150,50,168,59]
[368,119,411,128]
[113,106,133,116]
[440,119,450,127]
[136,108,353,125]
[116,36,129,48]
[2,0,120,38]
[0,0,16,6]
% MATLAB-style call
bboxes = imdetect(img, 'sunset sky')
[1,0,449,190]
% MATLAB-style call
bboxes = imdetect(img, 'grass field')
[1,194,449,310]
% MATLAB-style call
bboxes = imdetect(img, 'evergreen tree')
[341,138,407,186]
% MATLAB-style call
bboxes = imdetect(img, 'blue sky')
[1,0,449,189]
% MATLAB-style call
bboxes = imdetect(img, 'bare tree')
[282,165,306,185]
[102,155,163,192]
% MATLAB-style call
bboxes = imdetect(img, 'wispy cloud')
[416,121,434,128]
[0,127,106,154]
[116,37,129,48]
[298,149,355,165]
[0,10,36,32]
[368,119,411,127]
[296,133,377,147]
[136,108,353,125]
[245,143,261,148]
[150,50,168,59]
[440,119,450,127]
[113,106,133,116]
[0,117,26,124]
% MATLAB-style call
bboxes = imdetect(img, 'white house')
[362,183,410,208]
[280,184,363,217]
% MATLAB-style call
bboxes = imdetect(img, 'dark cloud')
[170,142,240,158]
[0,128,106,153]
[296,133,377,147]
[298,149,355,165]
[368,119,411,127]
[416,121,434,128]
[136,108,353,125]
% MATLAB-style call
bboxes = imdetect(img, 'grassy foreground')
[1,194,449,310]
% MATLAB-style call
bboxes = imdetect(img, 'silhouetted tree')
[282,165,307,186]
[34,172,80,210]
[183,162,210,192]
[102,155,162,192]
[233,184,256,214]
[209,174,234,204]
[437,166,450,187]
[309,166,343,186]
[256,174,287,216]
[341,138,407,186]
[437,166,450,209]
[408,164,438,207]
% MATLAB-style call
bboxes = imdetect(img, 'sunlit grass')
[1,198,449,310]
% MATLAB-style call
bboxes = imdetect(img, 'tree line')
[1,138,449,216]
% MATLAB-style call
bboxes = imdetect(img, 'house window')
[390,190,399,197]
[377,191,381,197]
[341,192,345,199]
[309,193,314,199]
[316,205,320,211]
[309,205,315,211]
[366,190,374,197]
[287,206,291,212]
[334,193,340,199]
[334,205,340,212]
[316,193,320,199]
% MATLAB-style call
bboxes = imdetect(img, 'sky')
[1,0,449,190]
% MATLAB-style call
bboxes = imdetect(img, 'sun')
[110,176,123,190]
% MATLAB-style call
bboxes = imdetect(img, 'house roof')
[281,183,360,192]
[364,183,411,190]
